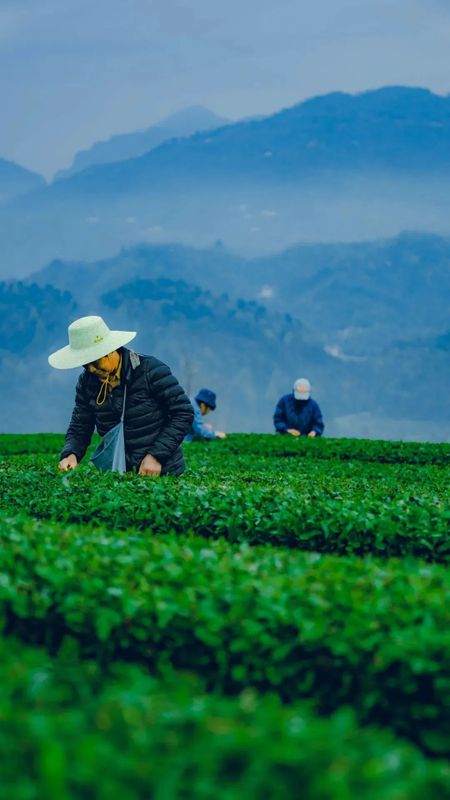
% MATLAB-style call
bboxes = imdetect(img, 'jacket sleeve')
[145,360,194,464]
[60,374,96,462]
[192,403,216,440]
[312,401,325,436]
[274,397,288,433]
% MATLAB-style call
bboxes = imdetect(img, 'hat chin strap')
[87,353,122,405]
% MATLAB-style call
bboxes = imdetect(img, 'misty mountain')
[0,276,347,435]
[0,159,45,206]
[3,86,450,276]
[56,87,450,188]
[55,106,229,180]
[252,231,450,355]
[33,231,450,353]
[18,231,450,440]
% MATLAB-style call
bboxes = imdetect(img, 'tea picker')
[184,388,227,442]
[48,316,194,476]
[273,378,325,438]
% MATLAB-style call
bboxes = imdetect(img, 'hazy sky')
[1,0,449,178]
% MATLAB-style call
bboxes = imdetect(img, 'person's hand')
[204,422,213,431]
[139,454,162,477]
[308,431,317,438]
[215,431,227,439]
[287,429,301,437]
[58,454,78,471]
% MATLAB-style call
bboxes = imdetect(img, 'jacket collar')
[121,347,141,382]
[292,392,310,405]
[121,348,132,382]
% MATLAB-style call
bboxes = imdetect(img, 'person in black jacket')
[274,378,324,438]
[48,315,194,476]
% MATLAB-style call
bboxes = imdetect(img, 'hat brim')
[48,330,137,370]
[294,391,310,400]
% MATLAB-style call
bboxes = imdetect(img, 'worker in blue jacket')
[274,378,324,437]
[184,388,227,442]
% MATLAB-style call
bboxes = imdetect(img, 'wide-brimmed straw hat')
[48,315,136,370]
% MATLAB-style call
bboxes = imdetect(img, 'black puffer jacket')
[60,348,194,476]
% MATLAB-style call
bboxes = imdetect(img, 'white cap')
[294,378,311,400]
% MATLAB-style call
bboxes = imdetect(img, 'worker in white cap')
[273,378,324,437]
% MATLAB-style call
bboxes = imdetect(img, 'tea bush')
[1,432,449,465]
[1,637,448,800]
[1,461,448,560]
[1,433,449,794]
[218,434,450,465]
[0,433,66,456]
[1,516,448,754]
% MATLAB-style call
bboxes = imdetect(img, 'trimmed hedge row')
[1,637,449,800]
[1,432,450,465]
[5,452,450,503]
[215,434,450,465]
[1,464,449,560]
[0,433,65,456]
[1,517,449,754]
[0,640,450,800]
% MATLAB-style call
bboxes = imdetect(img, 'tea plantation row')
[1,637,448,800]
[1,516,448,755]
[1,433,449,797]
[1,460,448,560]
[1,432,450,464]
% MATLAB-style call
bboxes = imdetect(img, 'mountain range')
[2,86,450,277]
[0,230,446,439]
[1,86,449,440]
[33,230,450,354]
[0,274,339,435]
[55,106,229,180]
[0,159,45,206]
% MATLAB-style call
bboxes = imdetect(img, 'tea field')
[0,434,449,799]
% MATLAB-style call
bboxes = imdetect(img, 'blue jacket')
[184,398,217,442]
[273,393,324,436]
